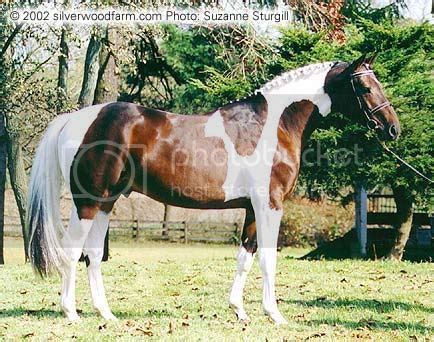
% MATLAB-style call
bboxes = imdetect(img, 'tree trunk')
[0,14,10,264]
[78,33,102,109]
[57,26,70,113]
[387,185,414,261]
[6,130,28,259]
[0,116,6,265]
[93,27,119,104]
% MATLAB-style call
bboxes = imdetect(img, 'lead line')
[380,141,434,184]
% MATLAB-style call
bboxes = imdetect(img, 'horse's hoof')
[237,312,250,323]
[105,313,118,321]
[99,310,118,321]
[230,303,249,322]
[268,311,288,325]
[65,312,81,322]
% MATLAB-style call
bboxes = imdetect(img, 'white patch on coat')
[204,63,334,202]
[57,103,111,187]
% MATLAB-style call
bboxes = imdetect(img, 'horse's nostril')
[389,125,397,139]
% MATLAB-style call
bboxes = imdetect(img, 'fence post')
[162,204,172,236]
[132,219,138,239]
[430,215,434,242]
[184,221,188,244]
[354,183,367,257]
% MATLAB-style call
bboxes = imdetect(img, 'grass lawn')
[1,237,433,340]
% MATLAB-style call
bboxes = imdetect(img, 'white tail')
[27,113,71,276]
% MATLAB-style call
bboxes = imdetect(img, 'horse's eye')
[359,86,371,94]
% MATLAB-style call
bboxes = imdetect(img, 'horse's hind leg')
[83,211,117,320]
[60,207,94,321]
[229,207,257,321]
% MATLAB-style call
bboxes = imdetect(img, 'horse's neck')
[280,101,320,152]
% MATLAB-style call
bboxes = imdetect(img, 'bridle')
[350,69,392,130]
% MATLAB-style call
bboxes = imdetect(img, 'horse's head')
[325,54,401,141]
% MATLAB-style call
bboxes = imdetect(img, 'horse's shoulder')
[219,94,268,125]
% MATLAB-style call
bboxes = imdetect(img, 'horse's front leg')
[252,196,287,325]
[229,207,257,321]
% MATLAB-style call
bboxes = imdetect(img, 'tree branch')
[0,23,24,58]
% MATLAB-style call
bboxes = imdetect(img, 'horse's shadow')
[0,307,63,319]
[0,307,176,320]
[283,298,434,314]
[279,298,433,333]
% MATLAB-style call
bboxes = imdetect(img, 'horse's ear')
[366,52,378,65]
[347,53,367,72]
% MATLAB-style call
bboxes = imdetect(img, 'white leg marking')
[229,246,255,321]
[83,211,117,321]
[252,197,287,325]
[60,208,93,321]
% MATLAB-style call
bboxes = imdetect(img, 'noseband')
[350,70,392,130]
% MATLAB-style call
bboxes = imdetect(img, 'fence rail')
[366,194,432,226]
[3,216,240,244]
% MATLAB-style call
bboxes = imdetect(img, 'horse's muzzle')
[388,124,399,141]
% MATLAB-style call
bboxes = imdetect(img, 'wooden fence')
[354,187,433,256]
[367,193,431,226]
[3,216,240,244]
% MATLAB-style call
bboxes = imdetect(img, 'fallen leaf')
[307,332,326,339]
[136,327,153,336]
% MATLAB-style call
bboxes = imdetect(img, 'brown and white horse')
[27,55,400,324]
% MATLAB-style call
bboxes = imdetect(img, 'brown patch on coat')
[70,102,144,219]
[268,100,320,210]
[219,94,268,156]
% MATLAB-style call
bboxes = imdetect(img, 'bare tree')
[57,26,70,113]
[0,14,26,263]
[6,131,29,258]
[93,27,120,104]
[78,32,102,108]
[0,114,6,265]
